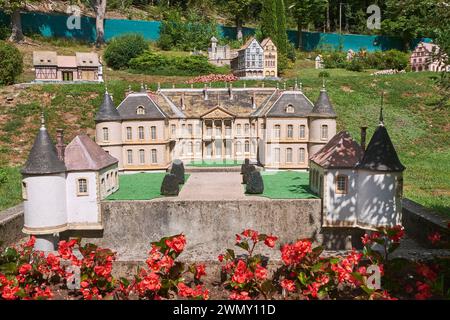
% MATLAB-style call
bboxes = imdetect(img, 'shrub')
[129,51,223,76]
[323,51,347,69]
[0,25,11,40]
[0,41,23,85]
[103,34,148,70]
[346,58,365,72]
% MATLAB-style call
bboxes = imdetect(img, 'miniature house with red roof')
[21,114,119,251]
[309,108,405,230]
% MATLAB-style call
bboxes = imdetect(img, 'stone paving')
[178,172,247,200]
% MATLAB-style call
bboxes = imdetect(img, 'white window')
[274,125,281,138]
[299,148,306,163]
[22,181,27,200]
[77,178,88,195]
[286,148,293,163]
[127,150,133,164]
[321,125,328,140]
[188,142,193,155]
[136,106,145,115]
[245,140,250,153]
[336,175,348,194]
[244,124,250,135]
[299,125,306,139]
[138,126,144,140]
[151,126,157,140]
[139,149,145,164]
[102,127,109,142]
[126,127,132,140]
[196,141,201,153]
[151,149,157,163]
[287,125,293,138]
[274,148,280,163]
[188,124,193,136]
[236,141,242,154]
[236,124,242,135]
[171,124,176,136]
[286,105,295,113]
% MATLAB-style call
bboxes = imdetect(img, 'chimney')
[229,83,233,100]
[360,126,368,154]
[252,91,256,109]
[56,129,65,162]
[181,93,186,110]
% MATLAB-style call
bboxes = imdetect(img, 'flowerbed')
[1,225,449,300]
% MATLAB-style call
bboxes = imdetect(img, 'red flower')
[229,291,251,300]
[388,225,405,242]
[58,239,77,259]
[177,282,193,297]
[137,272,161,294]
[19,264,32,275]
[1,285,19,300]
[195,264,207,280]
[264,235,278,248]
[192,285,209,300]
[415,281,432,300]
[235,234,242,243]
[218,254,224,262]
[281,279,296,292]
[428,232,441,245]
[165,235,186,253]
[416,264,437,282]
[24,236,36,249]
[46,253,61,272]
[255,265,268,280]
[281,239,312,266]
[94,264,112,278]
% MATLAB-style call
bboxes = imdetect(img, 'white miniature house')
[309,109,405,230]
[21,114,119,251]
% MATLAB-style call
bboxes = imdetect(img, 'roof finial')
[294,78,298,90]
[105,84,108,94]
[379,91,385,126]
[40,111,45,129]
[299,82,303,92]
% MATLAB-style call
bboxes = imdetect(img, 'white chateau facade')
[95,84,336,172]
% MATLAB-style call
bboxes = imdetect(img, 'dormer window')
[136,106,145,115]
[286,105,295,113]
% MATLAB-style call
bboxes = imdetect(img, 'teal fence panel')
[0,11,432,52]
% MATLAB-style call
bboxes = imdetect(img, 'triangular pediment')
[201,106,236,119]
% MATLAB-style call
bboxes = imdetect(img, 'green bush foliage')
[0,25,11,40]
[0,41,23,85]
[103,34,148,70]
[129,51,227,76]
[157,10,218,51]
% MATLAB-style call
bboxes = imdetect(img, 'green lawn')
[107,173,189,201]
[188,160,243,167]
[250,171,318,199]
[0,167,22,211]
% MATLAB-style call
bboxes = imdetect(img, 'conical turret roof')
[356,125,405,172]
[21,117,66,175]
[310,87,337,118]
[95,91,121,122]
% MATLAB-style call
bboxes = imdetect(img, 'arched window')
[136,106,145,115]
[245,140,250,153]
[196,141,201,154]
[151,126,157,140]
[286,148,293,163]
[244,123,250,135]
[139,149,145,164]
[299,125,306,139]
[299,148,306,163]
[188,142,193,155]
[127,150,133,164]
[274,148,280,163]
[138,126,144,140]
[287,125,293,138]
[151,149,157,163]
[336,175,348,194]
[286,105,295,114]
[274,125,281,138]
[77,178,88,195]
[236,124,242,135]
[102,127,109,142]
[321,125,328,140]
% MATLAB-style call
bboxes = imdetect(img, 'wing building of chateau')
[95,84,336,172]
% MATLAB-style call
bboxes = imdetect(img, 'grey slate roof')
[21,127,67,175]
[95,92,121,122]
[356,125,405,172]
[264,91,314,117]
[117,93,167,120]
[310,89,337,118]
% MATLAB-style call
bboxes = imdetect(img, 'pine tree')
[275,0,288,56]
[260,0,277,41]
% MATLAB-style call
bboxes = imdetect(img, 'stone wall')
[0,204,24,248]
[91,199,323,261]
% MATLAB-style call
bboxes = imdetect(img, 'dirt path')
[178,172,246,200]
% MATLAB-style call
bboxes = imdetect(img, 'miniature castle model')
[33,51,104,82]
[309,108,405,230]
[208,36,238,66]
[410,42,450,72]
[21,114,118,251]
[95,83,336,172]
[230,37,278,79]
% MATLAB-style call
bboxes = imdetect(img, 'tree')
[260,0,277,41]
[89,0,108,47]
[220,0,256,41]
[0,0,30,42]
[0,40,23,85]
[289,0,327,49]
[275,0,288,56]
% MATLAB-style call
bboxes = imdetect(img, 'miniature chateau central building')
[95,83,336,172]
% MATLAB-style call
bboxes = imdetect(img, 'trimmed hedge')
[103,33,148,70]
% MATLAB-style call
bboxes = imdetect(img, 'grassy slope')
[0,43,448,216]
[252,171,318,199]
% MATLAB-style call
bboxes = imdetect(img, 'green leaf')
[261,280,275,294]
[236,240,250,252]
[361,285,375,296]
[226,249,235,260]
[0,262,17,274]
[298,272,308,286]
[311,262,324,272]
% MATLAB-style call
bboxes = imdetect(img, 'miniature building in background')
[95,83,336,172]
[21,114,118,251]
[410,42,450,72]
[208,36,237,66]
[33,51,104,82]
[309,110,405,230]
